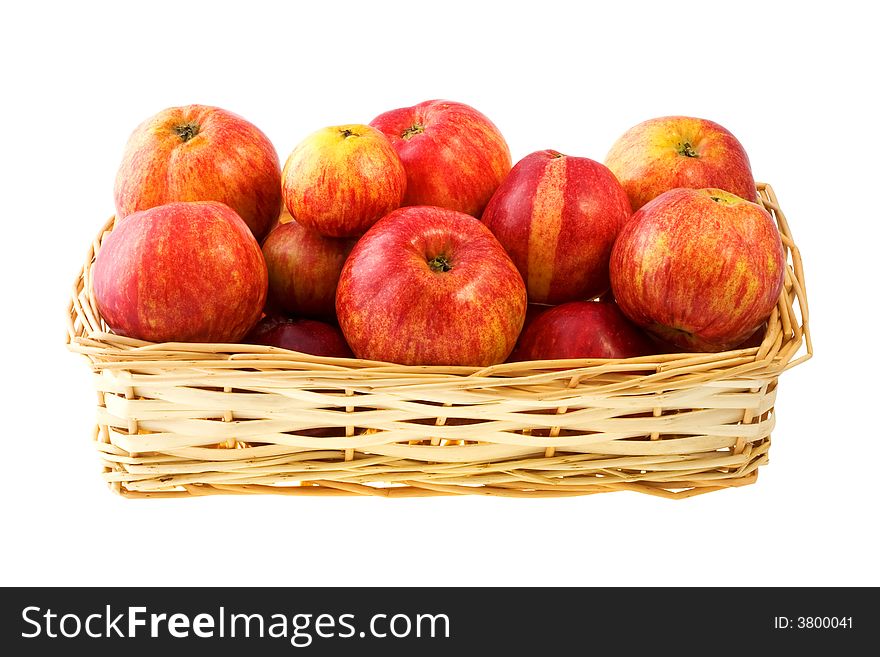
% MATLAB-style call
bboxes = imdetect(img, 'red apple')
[93,201,267,343]
[370,100,511,217]
[512,301,653,361]
[734,323,768,349]
[649,322,768,355]
[262,214,355,320]
[605,116,758,211]
[610,188,785,352]
[245,316,353,358]
[521,303,554,332]
[282,124,406,238]
[262,205,294,237]
[482,150,632,304]
[336,206,527,366]
[506,303,553,362]
[114,105,282,241]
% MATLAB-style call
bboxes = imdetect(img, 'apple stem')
[173,122,200,143]
[677,142,698,158]
[401,124,425,140]
[428,254,452,272]
[340,128,357,138]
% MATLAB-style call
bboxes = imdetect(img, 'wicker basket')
[66,183,811,499]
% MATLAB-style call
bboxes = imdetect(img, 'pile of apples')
[94,100,785,366]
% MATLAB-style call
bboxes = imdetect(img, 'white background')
[1,0,877,587]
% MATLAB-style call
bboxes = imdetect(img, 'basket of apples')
[66,101,810,499]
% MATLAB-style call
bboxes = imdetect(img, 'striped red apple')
[610,188,784,352]
[370,100,511,217]
[481,150,632,304]
[114,105,282,241]
[93,201,267,343]
[336,206,527,366]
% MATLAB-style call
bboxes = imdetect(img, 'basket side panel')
[94,364,779,499]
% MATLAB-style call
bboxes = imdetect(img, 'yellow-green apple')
[114,105,281,241]
[262,211,355,320]
[336,206,527,366]
[481,150,632,304]
[370,100,511,217]
[605,116,758,211]
[93,201,267,343]
[510,301,653,361]
[282,124,406,238]
[610,188,784,352]
[245,315,353,358]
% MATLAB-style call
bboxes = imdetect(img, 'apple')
[93,201,267,343]
[506,303,553,362]
[605,116,758,211]
[114,104,282,241]
[610,188,785,352]
[282,124,406,238]
[262,216,355,320]
[336,206,527,366]
[734,322,768,349]
[511,301,653,361]
[263,204,295,236]
[649,320,768,355]
[245,316,353,358]
[521,303,554,333]
[481,150,632,304]
[370,100,511,217]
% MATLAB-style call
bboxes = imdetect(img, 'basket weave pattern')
[66,184,811,499]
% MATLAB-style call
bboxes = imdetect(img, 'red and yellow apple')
[370,100,511,217]
[481,150,632,304]
[93,201,267,343]
[734,322,768,350]
[114,105,282,241]
[610,188,785,352]
[336,206,527,366]
[245,316,353,358]
[262,213,355,320]
[511,301,653,361]
[605,116,758,211]
[281,124,406,238]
